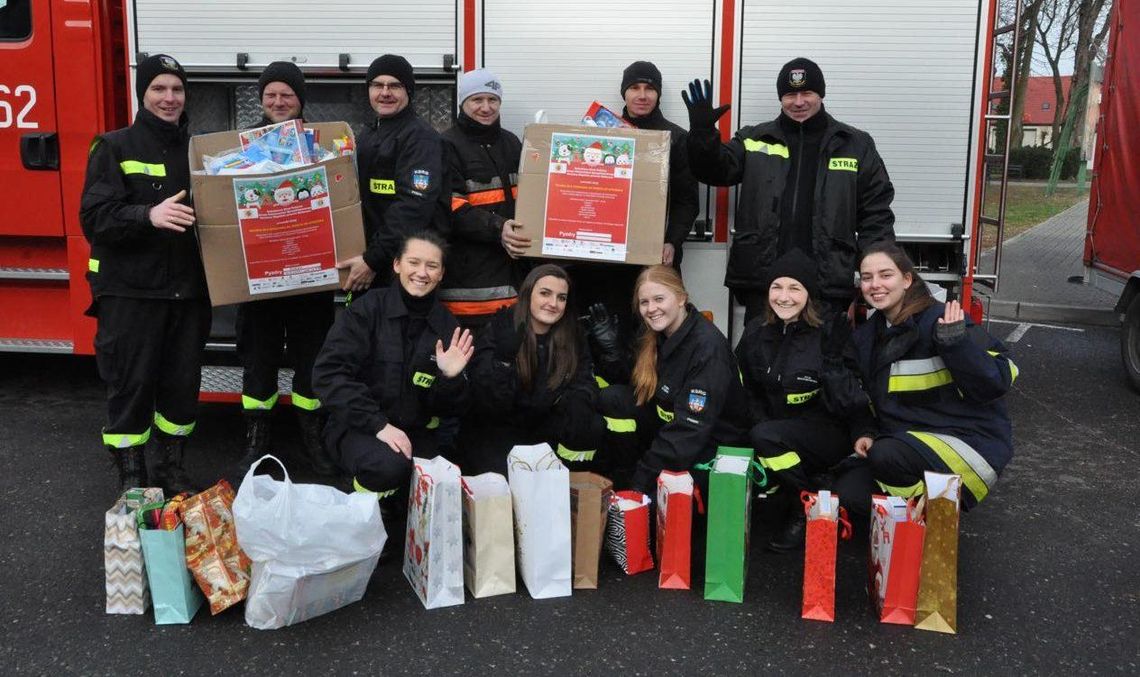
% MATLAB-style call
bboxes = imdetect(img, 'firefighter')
[832,243,1017,520]
[684,58,896,323]
[439,68,531,328]
[338,54,449,294]
[235,61,337,477]
[312,231,473,508]
[601,265,750,496]
[735,248,875,551]
[459,264,606,476]
[80,54,208,493]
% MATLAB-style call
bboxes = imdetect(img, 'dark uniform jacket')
[688,111,895,298]
[631,307,750,491]
[440,114,522,308]
[313,283,469,441]
[357,107,449,275]
[736,317,875,438]
[852,303,1017,508]
[624,106,700,261]
[80,108,206,300]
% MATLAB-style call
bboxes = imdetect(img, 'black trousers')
[94,296,211,446]
[236,291,334,410]
[329,426,439,496]
[831,436,938,522]
[749,416,851,492]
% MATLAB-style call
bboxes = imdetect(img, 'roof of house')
[992,75,1072,125]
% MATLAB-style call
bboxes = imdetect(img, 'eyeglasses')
[369,81,406,92]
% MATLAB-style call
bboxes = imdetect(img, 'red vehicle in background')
[1084,0,1140,391]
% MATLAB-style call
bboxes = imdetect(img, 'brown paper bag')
[915,472,962,634]
[569,472,613,589]
[461,472,516,598]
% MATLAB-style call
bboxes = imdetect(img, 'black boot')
[109,445,148,492]
[296,409,338,477]
[377,495,408,564]
[152,434,202,495]
[235,414,272,479]
[767,507,807,553]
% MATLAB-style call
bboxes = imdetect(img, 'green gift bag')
[139,524,204,625]
[702,446,763,603]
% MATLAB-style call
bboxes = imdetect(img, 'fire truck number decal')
[0,85,39,129]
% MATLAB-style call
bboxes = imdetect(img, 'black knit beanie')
[777,57,825,99]
[136,54,187,104]
[766,248,820,298]
[621,60,663,95]
[366,54,415,99]
[258,61,306,109]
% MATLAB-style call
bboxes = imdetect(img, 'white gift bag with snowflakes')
[403,456,465,609]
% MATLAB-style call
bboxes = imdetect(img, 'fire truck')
[0,0,1024,398]
[1084,0,1140,392]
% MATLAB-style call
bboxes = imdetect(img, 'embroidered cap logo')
[789,68,806,88]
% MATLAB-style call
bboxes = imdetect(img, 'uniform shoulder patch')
[687,388,707,414]
[412,169,431,191]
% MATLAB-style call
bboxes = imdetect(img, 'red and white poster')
[542,132,635,262]
[233,167,338,294]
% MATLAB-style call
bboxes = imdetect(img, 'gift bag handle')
[241,454,292,512]
[838,506,852,541]
[801,489,816,515]
[693,485,706,515]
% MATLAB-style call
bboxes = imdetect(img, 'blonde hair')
[631,265,689,405]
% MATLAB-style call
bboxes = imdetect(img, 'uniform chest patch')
[412,169,431,191]
[828,157,858,172]
[688,388,708,414]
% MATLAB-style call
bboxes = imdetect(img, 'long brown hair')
[514,264,579,391]
[631,265,689,405]
[859,242,934,324]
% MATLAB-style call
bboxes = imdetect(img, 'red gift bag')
[802,490,852,622]
[656,471,697,589]
[868,495,926,625]
[605,490,654,575]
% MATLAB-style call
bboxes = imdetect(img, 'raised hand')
[681,78,731,131]
[435,327,474,377]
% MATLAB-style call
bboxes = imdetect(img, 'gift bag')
[801,490,851,622]
[915,472,962,634]
[605,490,654,575]
[461,472,516,598]
[703,446,759,603]
[234,455,386,629]
[181,480,251,614]
[404,456,465,609]
[139,524,204,624]
[569,472,612,589]
[508,443,572,599]
[105,487,163,614]
[868,494,926,625]
[657,471,695,590]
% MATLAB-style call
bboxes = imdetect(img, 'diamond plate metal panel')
[201,366,296,394]
[185,83,234,134]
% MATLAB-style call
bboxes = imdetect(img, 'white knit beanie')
[457,68,503,111]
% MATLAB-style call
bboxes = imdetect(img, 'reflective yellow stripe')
[88,258,100,273]
[604,416,636,433]
[102,428,151,449]
[908,431,994,503]
[875,479,926,498]
[742,138,790,158]
[889,357,954,392]
[353,477,397,498]
[656,404,674,423]
[154,412,194,437]
[290,393,320,411]
[556,445,597,462]
[828,157,858,171]
[759,450,801,472]
[595,374,610,389]
[369,178,396,194]
[426,416,440,430]
[786,388,820,405]
[242,393,279,411]
[412,371,435,388]
[119,160,167,177]
[988,350,1020,383]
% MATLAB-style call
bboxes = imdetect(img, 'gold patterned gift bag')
[915,472,962,634]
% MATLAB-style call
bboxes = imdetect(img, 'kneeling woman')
[614,265,750,495]
[835,243,1017,516]
[736,249,875,551]
[313,231,474,501]
[460,264,604,475]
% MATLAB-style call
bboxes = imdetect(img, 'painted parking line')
[988,318,1085,343]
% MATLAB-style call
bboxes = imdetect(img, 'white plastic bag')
[508,443,572,599]
[233,455,386,629]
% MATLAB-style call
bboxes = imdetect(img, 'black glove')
[681,79,731,132]
[585,303,622,358]
[492,313,525,361]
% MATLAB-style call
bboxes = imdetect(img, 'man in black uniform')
[235,61,337,477]
[338,54,449,294]
[684,57,896,323]
[80,54,208,493]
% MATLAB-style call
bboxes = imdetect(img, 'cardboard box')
[189,121,365,306]
[515,123,670,266]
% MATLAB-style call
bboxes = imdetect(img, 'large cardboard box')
[515,123,670,266]
[189,121,365,306]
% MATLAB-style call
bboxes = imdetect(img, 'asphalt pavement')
[2,320,1138,675]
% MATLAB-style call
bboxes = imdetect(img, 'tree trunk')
[1068,0,1111,148]
[1010,1,1044,148]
